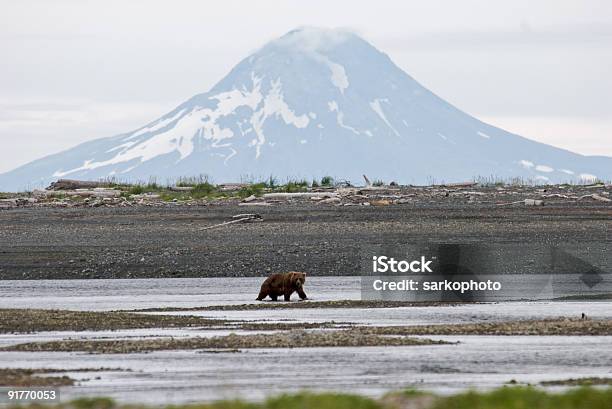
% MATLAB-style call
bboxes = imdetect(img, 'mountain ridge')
[1,27,610,191]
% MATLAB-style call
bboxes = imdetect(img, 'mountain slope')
[1,27,610,191]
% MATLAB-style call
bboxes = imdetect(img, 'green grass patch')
[283,180,309,192]
[128,185,145,195]
[159,192,185,202]
[238,183,266,198]
[264,392,380,409]
[6,387,612,409]
[126,182,165,195]
[264,175,279,189]
[176,175,211,187]
[69,397,116,409]
[431,386,612,409]
[320,176,334,186]
[191,182,221,199]
[540,377,612,386]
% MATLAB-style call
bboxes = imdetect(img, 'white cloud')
[270,27,355,53]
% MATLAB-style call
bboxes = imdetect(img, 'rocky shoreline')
[1,180,611,211]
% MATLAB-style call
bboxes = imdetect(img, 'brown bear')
[256,271,308,301]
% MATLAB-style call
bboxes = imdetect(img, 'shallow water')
[0,277,360,311]
[153,301,612,326]
[1,336,610,404]
[0,277,610,403]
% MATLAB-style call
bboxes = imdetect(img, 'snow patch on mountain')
[54,74,313,175]
[327,61,349,93]
[224,147,237,164]
[250,78,310,157]
[128,109,187,140]
[370,99,399,136]
[535,165,554,173]
[271,27,350,93]
[328,101,360,134]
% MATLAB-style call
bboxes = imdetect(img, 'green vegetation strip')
[1,329,447,353]
[357,318,612,336]
[425,387,612,409]
[540,377,612,386]
[112,176,336,202]
[132,300,464,312]
[5,387,612,409]
[0,309,227,333]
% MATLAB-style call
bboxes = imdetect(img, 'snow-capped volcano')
[1,27,611,191]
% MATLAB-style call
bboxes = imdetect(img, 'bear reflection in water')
[256,271,308,301]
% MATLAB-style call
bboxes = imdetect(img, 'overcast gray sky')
[1,0,611,173]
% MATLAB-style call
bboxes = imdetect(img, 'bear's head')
[289,271,306,288]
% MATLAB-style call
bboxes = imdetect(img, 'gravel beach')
[0,189,610,279]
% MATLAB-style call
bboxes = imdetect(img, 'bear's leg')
[297,288,308,300]
[284,291,293,301]
[270,294,278,301]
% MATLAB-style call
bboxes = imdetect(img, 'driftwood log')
[217,183,250,191]
[35,189,121,198]
[497,199,544,206]
[168,186,194,192]
[200,214,263,230]
[438,182,478,188]
[47,179,110,191]
[262,192,339,199]
[578,194,612,203]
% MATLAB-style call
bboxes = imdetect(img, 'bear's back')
[265,273,287,290]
